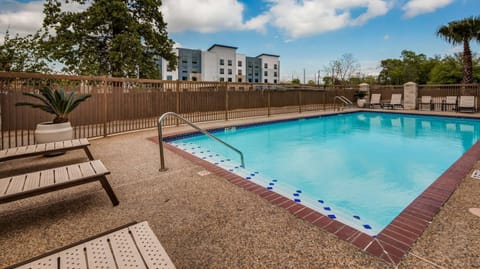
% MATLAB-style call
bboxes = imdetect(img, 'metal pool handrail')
[334,96,353,111]
[157,112,245,171]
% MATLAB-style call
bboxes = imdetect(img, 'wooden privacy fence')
[0,72,357,149]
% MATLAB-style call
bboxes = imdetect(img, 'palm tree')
[436,16,480,84]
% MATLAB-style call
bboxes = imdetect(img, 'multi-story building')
[257,54,280,84]
[161,44,280,83]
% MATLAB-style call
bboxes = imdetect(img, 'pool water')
[168,112,480,235]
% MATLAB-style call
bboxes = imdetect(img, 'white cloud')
[161,0,245,33]
[0,1,44,36]
[253,0,391,39]
[402,0,454,18]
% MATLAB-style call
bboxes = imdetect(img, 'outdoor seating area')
[0,139,119,207]
[1,112,480,268]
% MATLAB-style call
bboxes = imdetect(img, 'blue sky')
[1,0,479,81]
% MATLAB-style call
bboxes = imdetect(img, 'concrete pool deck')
[1,109,480,268]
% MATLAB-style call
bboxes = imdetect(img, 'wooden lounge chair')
[0,160,119,206]
[369,93,382,108]
[0,138,94,162]
[442,96,457,111]
[383,93,404,110]
[419,96,432,111]
[5,221,176,269]
[458,96,476,113]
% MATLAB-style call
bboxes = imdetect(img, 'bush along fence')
[1,72,479,149]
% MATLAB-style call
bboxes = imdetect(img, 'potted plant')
[16,87,91,144]
[354,90,368,108]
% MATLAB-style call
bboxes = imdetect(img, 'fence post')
[103,77,108,137]
[225,83,229,121]
[298,90,302,113]
[267,89,271,117]
[323,86,326,111]
[175,80,180,126]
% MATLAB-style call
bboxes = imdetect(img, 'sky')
[1,0,479,82]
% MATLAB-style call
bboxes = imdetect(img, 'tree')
[323,53,360,85]
[378,50,439,85]
[0,30,50,73]
[39,0,177,78]
[429,54,463,84]
[291,78,300,84]
[436,16,480,84]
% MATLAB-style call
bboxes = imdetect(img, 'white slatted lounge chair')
[369,93,382,108]
[443,96,457,111]
[458,96,476,113]
[5,221,175,269]
[419,96,432,111]
[383,93,404,110]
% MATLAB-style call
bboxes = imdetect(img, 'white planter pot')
[357,99,366,108]
[35,121,74,144]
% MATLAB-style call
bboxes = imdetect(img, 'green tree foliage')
[0,31,50,72]
[378,50,438,85]
[436,16,480,84]
[291,78,301,84]
[39,0,177,78]
[429,54,463,84]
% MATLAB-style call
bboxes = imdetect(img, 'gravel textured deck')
[1,110,480,268]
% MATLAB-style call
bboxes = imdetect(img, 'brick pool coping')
[149,113,480,265]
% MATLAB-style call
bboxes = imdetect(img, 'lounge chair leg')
[84,147,95,160]
[99,176,119,206]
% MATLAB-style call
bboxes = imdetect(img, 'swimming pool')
[167,112,480,236]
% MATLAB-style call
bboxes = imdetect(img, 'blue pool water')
[168,112,480,235]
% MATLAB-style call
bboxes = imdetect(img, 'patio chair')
[5,221,176,269]
[383,93,404,110]
[442,96,457,111]
[0,160,119,206]
[369,93,382,108]
[419,96,432,111]
[458,96,476,113]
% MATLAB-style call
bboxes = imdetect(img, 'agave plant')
[16,87,92,123]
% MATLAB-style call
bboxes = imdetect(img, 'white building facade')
[161,44,280,83]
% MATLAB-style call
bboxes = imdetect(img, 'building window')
[220,68,224,74]
[220,59,224,65]
[192,58,198,64]
[264,79,268,83]
[254,72,258,76]
[255,79,258,82]
[238,70,242,75]
[192,77,197,81]
[274,79,277,83]
[228,69,232,75]
[238,78,242,82]
[264,63,268,68]
[228,77,232,82]
[182,59,188,64]
[238,60,242,67]
[264,71,268,76]
[167,75,172,80]
[182,76,188,80]
[274,64,278,69]
[274,72,277,77]
[248,79,252,82]
[228,59,232,66]
[220,77,224,82]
